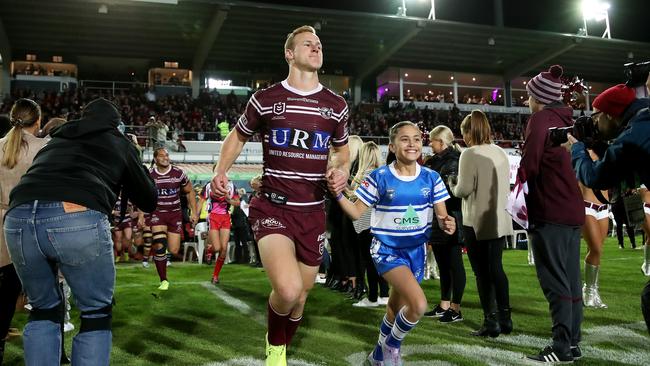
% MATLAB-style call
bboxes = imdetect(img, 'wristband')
[336,193,344,201]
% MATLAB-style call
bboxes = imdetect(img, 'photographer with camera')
[518,65,585,363]
[3,98,157,365]
[567,82,650,335]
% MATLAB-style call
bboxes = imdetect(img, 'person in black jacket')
[422,125,467,324]
[3,98,157,366]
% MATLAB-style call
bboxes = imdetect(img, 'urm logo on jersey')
[270,128,331,152]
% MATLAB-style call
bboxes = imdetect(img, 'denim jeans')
[3,201,114,366]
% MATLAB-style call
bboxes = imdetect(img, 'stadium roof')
[1,0,649,83]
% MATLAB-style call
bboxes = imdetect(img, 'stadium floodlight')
[397,0,436,19]
[581,0,611,39]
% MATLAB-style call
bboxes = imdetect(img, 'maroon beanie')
[592,84,636,118]
[526,65,564,105]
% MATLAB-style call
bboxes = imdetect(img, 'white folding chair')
[183,222,207,264]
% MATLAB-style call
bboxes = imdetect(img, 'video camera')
[548,115,600,147]
[624,61,650,89]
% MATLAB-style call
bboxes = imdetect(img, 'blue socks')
[372,314,394,360]
[385,307,418,349]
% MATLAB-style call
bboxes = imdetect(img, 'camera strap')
[593,189,610,205]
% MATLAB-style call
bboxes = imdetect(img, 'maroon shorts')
[209,213,231,230]
[116,218,133,231]
[248,197,326,266]
[150,210,183,234]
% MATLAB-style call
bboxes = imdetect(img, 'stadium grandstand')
[1,0,650,365]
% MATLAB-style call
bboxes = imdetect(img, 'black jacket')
[424,147,463,244]
[425,147,461,213]
[9,98,157,216]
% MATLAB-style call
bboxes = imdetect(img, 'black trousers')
[529,222,582,353]
[432,243,466,304]
[611,199,636,247]
[359,230,389,301]
[0,264,22,340]
[464,226,510,315]
[231,225,249,263]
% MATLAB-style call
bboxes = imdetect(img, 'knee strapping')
[79,305,112,333]
[153,233,168,253]
[155,246,167,256]
[28,303,64,324]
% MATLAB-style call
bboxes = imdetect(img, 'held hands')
[437,214,456,235]
[326,168,349,196]
[210,172,230,197]
[190,212,199,226]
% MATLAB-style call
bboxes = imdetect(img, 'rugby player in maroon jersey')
[211,25,350,365]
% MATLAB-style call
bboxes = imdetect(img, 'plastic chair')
[183,222,207,264]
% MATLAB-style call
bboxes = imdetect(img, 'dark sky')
[271,0,649,43]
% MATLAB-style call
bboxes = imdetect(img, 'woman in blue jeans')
[3,98,156,366]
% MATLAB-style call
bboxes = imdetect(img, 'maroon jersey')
[150,166,189,213]
[235,80,349,209]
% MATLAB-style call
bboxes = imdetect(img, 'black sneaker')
[424,304,447,318]
[570,346,582,360]
[527,346,573,364]
[439,309,464,323]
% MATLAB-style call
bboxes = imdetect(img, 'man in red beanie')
[567,83,650,336]
[519,65,585,363]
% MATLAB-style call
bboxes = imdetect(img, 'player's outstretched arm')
[212,130,248,196]
[434,202,456,235]
[337,194,369,221]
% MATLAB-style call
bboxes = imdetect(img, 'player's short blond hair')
[284,25,317,64]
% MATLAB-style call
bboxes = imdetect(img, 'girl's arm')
[337,194,370,221]
[433,201,456,235]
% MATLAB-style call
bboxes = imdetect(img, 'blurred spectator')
[0,99,47,365]
[3,98,156,366]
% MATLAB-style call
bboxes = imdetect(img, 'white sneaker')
[353,298,379,308]
[377,297,389,306]
[142,261,149,268]
[166,260,171,267]
[24,303,33,311]
[643,262,650,276]
[64,322,75,333]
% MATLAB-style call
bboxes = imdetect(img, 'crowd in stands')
[1,87,527,149]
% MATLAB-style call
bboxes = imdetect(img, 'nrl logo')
[273,102,286,115]
[318,107,333,119]
[261,217,286,229]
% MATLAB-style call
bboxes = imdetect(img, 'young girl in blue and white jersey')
[334,121,456,366]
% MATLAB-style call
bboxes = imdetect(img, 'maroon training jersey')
[149,166,189,212]
[235,80,349,209]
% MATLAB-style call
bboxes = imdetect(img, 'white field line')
[201,282,266,326]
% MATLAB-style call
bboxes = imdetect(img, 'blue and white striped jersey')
[355,162,449,249]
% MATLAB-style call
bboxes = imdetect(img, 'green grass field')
[4,237,650,365]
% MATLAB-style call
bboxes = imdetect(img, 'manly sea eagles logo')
[319,107,333,119]
[273,102,286,115]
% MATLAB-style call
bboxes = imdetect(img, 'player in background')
[198,168,240,284]
[140,147,197,290]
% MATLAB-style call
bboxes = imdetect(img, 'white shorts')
[645,203,650,215]
[585,202,609,221]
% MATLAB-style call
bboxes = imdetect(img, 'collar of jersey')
[281,79,323,96]
[388,161,421,182]
[155,166,172,176]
